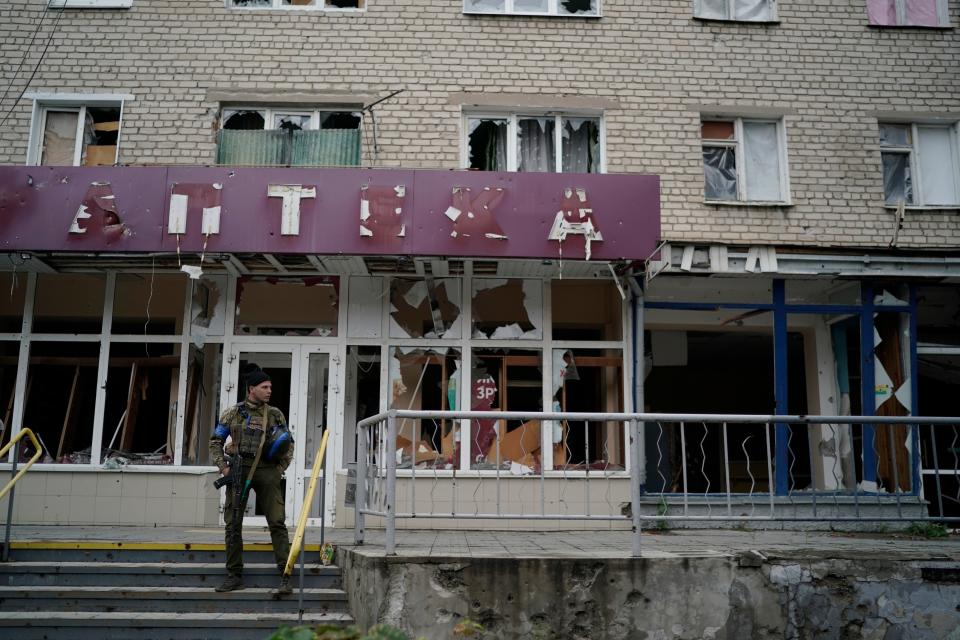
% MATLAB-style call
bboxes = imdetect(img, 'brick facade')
[1,0,958,249]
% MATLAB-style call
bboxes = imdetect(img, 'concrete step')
[6,541,328,564]
[0,561,342,588]
[0,611,354,640]
[0,585,350,614]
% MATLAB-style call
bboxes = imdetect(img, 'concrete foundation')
[342,551,960,640]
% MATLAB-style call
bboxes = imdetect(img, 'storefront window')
[389,278,461,339]
[112,273,187,335]
[552,279,622,341]
[471,279,542,340]
[33,274,105,334]
[235,277,339,337]
[180,344,223,466]
[0,273,26,332]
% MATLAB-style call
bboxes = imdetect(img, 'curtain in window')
[905,0,941,26]
[703,147,737,200]
[867,0,897,24]
[743,122,782,201]
[468,120,508,171]
[562,118,599,173]
[917,127,958,205]
[518,118,555,172]
[465,0,504,10]
[514,0,548,10]
[734,0,773,21]
[559,0,596,14]
[881,153,913,205]
[41,112,80,165]
[695,0,728,19]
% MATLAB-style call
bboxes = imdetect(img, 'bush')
[905,522,950,538]
[267,624,416,640]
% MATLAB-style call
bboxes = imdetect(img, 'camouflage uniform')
[210,399,294,576]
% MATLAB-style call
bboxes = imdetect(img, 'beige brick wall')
[0,0,958,249]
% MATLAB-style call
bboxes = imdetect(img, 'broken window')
[552,348,624,470]
[31,103,122,166]
[101,342,180,465]
[21,341,100,464]
[232,0,363,8]
[0,342,18,450]
[343,345,382,466]
[235,277,339,337]
[389,278,462,339]
[702,117,787,203]
[552,280,622,341]
[467,113,603,173]
[390,347,461,469]
[694,0,776,21]
[347,276,385,339]
[867,0,948,27]
[218,107,361,167]
[112,274,187,335]
[464,0,596,15]
[471,279,542,340]
[0,272,26,333]
[880,122,960,207]
[469,349,543,472]
[180,343,223,466]
[33,274,106,334]
[189,276,228,343]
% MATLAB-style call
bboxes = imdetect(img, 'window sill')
[693,16,780,25]
[463,10,601,18]
[867,23,952,30]
[48,0,133,8]
[228,6,365,11]
[704,199,792,208]
[884,204,960,211]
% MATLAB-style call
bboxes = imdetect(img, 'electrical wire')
[0,5,67,131]
[0,3,50,111]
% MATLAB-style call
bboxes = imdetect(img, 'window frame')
[701,116,791,205]
[867,0,951,28]
[879,121,960,208]
[225,0,365,11]
[219,106,362,132]
[47,0,133,8]
[26,94,129,167]
[693,0,779,23]
[463,0,601,18]
[461,111,607,174]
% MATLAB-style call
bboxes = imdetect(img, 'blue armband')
[214,423,231,440]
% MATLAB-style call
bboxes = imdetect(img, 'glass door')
[293,347,340,526]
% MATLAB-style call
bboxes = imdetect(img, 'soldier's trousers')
[223,463,290,575]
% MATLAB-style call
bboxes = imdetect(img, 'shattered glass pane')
[743,121,782,201]
[231,0,272,6]
[561,118,600,173]
[514,0,548,11]
[470,349,543,471]
[283,0,317,5]
[695,0,729,19]
[465,0,505,11]
[552,348,624,471]
[222,110,266,130]
[701,120,735,140]
[703,146,737,200]
[181,343,223,465]
[390,347,461,469]
[112,274,187,335]
[552,280,622,341]
[40,110,79,166]
[518,117,556,172]
[880,123,911,147]
[733,0,773,21]
[471,279,543,340]
[468,118,508,171]
[274,113,311,131]
[33,274,105,334]
[0,272,26,332]
[319,112,361,129]
[326,0,361,6]
[389,278,462,339]
[882,152,913,205]
[558,0,597,15]
[234,277,339,337]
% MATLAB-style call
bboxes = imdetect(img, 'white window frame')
[226,0,365,11]
[871,0,951,27]
[460,111,607,174]
[880,122,960,208]
[220,107,362,131]
[47,0,133,8]
[463,0,601,18]
[693,0,778,22]
[701,116,791,205]
[26,94,129,167]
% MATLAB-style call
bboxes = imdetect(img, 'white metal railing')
[354,411,960,555]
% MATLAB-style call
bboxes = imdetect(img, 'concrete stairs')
[0,542,354,640]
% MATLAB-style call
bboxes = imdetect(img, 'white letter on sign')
[268,185,316,236]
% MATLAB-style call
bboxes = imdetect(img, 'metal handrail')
[283,428,330,577]
[1,428,43,562]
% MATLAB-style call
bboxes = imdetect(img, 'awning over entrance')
[0,167,660,261]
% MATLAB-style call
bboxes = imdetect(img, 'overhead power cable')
[0,3,50,111]
[0,5,67,131]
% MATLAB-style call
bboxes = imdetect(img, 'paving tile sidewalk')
[6,524,960,561]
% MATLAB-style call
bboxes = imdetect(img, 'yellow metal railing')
[283,428,330,577]
[0,428,43,502]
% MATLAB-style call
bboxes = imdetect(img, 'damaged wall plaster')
[343,552,960,640]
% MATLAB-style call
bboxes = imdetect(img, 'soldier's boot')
[215,574,245,592]
[273,574,293,597]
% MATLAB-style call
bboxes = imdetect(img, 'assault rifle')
[213,454,243,523]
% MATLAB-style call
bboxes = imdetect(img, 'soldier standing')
[209,368,294,596]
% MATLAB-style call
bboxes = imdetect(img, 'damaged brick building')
[0,0,958,529]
